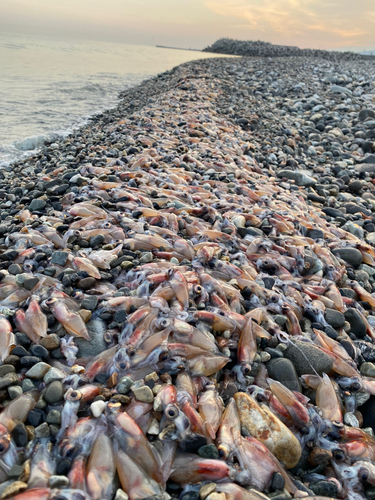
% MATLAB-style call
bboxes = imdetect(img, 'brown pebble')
[355,410,364,427]
[107,372,118,388]
[100,388,112,400]
[40,334,60,350]
[111,394,130,404]
[3,355,20,366]
[78,309,92,323]
[308,447,332,467]
[200,483,217,500]
[77,277,96,290]
[1,481,28,498]
[26,426,35,441]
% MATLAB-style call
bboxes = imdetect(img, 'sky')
[1,0,375,52]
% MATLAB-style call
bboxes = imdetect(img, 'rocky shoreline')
[203,38,364,61]
[1,55,375,500]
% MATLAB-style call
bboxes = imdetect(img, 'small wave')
[14,132,63,151]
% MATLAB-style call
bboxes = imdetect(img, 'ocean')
[0,33,228,166]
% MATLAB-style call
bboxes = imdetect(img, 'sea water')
[0,33,229,165]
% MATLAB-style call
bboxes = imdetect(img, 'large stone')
[74,318,107,358]
[266,358,301,392]
[284,340,333,376]
[345,308,367,339]
[324,308,345,329]
[277,169,316,187]
[332,248,363,268]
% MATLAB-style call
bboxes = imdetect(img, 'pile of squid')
[1,65,375,500]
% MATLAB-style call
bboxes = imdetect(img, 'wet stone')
[51,251,69,266]
[8,386,22,399]
[77,277,96,290]
[8,264,22,275]
[29,199,46,212]
[44,381,64,404]
[27,409,45,427]
[345,308,367,338]
[310,480,338,498]
[7,464,24,480]
[49,475,70,489]
[43,367,65,385]
[74,318,107,357]
[46,409,62,425]
[332,248,363,267]
[284,339,333,376]
[21,379,35,392]
[11,423,28,447]
[360,362,375,377]
[197,444,219,459]
[324,308,345,329]
[266,358,301,392]
[0,365,15,378]
[23,277,39,291]
[34,422,50,438]
[81,295,98,311]
[40,334,60,350]
[25,362,51,380]
[200,484,217,500]
[133,385,154,403]
[11,346,28,358]
[270,472,285,492]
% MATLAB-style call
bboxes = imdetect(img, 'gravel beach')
[1,54,375,500]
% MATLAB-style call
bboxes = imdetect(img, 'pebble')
[345,308,367,338]
[10,423,28,447]
[0,373,18,390]
[266,358,301,392]
[200,484,217,500]
[133,385,154,403]
[324,308,346,329]
[332,248,363,267]
[74,318,107,357]
[360,362,375,377]
[25,362,51,380]
[48,475,70,488]
[284,340,333,376]
[91,400,107,417]
[51,251,69,266]
[117,376,134,394]
[43,367,65,384]
[8,386,22,399]
[34,422,50,438]
[197,444,219,459]
[44,380,64,404]
[114,490,129,500]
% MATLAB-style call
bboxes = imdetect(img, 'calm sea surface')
[0,33,230,165]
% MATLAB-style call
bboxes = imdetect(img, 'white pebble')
[90,400,106,418]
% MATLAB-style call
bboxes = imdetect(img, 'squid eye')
[300,426,309,435]
[352,382,361,391]
[165,404,179,420]
[74,230,81,237]
[0,438,10,455]
[194,285,202,294]
[271,294,279,303]
[333,449,345,461]
[160,319,170,328]
[167,269,174,277]
[361,470,369,481]
[160,353,169,361]
[126,347,135,357]
[67,390,82,402]
[242,364,251,375]
[45,298,57,307]
[118,362,127,370]
[103,222,111,229]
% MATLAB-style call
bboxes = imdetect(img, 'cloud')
[204,0,375,48]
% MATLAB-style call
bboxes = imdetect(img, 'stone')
[331,85,352,95]
[197,444,219,459]
[200,484,217,500]
[114,490,129,500]
[332,248,363,267]
[133,385,154,403]
[0,481,28,499]
[270,472,285,492]
[0,365,15,378]
[40,334,60,351]
[43,367,65,385]
[81,296,98,311]
[0,373,18,390]
[29,199,46,212]
[21,379,35,392]
[324,308,345,329]
[25,362,51,380]
[34,422,50,438]
[361,362,375,377]
[345,308,367,338]
[23,276,40,291]
[46,409,62,425]
[277,169,316,187]
[11,423,28,447]
[90,400,106,417]
[117,377,134,394]
[77,277,96,290]
[44,381,64,404]
[139,251,153,263]
[310,480,338,498]
[49,475,70,488]
[51,251,69,266]
[266,358,301,392]
[8,264,22,275]
[7,464,24,480]
[8,386,22,399]
[284,339,333,376]
[74,318,107,357]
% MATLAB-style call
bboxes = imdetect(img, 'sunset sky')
[1,0,374,51]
